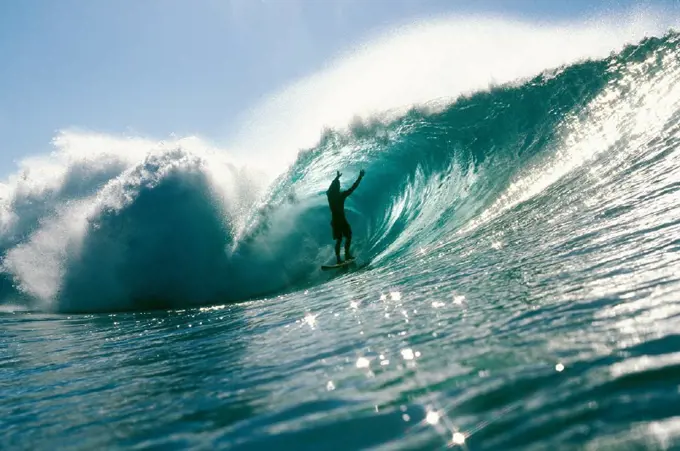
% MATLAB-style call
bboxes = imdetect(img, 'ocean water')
[4,18,680,451]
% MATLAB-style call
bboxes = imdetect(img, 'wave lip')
[230,10,678,169]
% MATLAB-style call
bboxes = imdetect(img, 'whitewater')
[5,12,680,450]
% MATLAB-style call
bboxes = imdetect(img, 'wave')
[0,136,267,312]
[1,15,679,313]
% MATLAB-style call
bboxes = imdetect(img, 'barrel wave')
[2,26,680,314]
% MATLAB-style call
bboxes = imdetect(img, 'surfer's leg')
[335,239,342,263]
[332,220,343,263]
[344,223,353,260]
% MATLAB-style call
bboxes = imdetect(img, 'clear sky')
[0,0,677,175]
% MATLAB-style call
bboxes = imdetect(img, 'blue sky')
[0,0,676,175]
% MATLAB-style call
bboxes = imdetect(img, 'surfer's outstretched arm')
[342,170,365,198]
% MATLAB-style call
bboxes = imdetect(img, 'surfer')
[326,169,365,264]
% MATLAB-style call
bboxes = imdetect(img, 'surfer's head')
[328,178,340,195]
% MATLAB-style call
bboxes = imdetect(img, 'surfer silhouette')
[326,169,365,264]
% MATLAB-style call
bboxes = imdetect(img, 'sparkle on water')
[452,432,466,445]
[425,410,441,425]
[400,348,415,360]
[303,313,317,329]
[356,357,371,369]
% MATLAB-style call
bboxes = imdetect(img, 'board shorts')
[331,219,352,240]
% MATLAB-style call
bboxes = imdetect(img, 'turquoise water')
[4,30,680,450]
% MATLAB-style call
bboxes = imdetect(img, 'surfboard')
[321,257,356,271]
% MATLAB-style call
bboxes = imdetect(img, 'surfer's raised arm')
[342,169,365,198]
